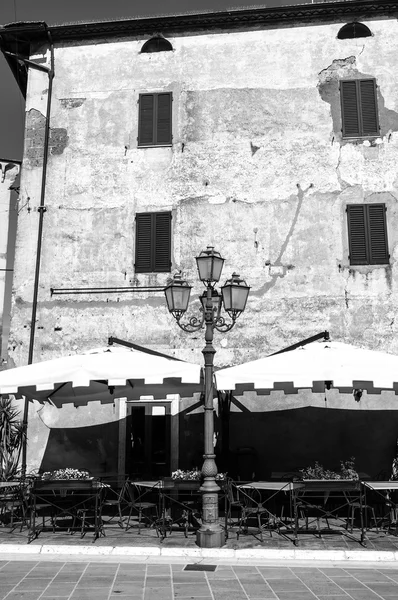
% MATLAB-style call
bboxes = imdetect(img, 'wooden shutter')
[138,95,155,146]
[154,212,171,272]
[367,204,389,264]
[341,81,360,137]
[135,212,171,272]
[135,213,153,272]
[347,205,368,265]
[341,79,379,138]
[347,204,389,265]
[156,93,172,144]
[138,93,172,146]
[359,80,379,136]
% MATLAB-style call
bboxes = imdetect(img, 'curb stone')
[1,544,398,562]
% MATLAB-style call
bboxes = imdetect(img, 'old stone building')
[1,1,398,479]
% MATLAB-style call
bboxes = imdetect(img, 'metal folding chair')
[236,484,269,541]
[121,480,159,534]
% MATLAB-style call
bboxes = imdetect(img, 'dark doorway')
[126,403,171,479]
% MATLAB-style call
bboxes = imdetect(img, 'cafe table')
[363,480,398,533]
[28,479,106,542]
[295,479,366,545]
[135,479,202,539]
[236,481,304,545]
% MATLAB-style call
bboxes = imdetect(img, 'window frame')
[135,211,172,274]
[137,92,172,148]
[347,203,389,266]
[340,78,380,139]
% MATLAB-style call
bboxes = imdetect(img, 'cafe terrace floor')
[1,518,398,562]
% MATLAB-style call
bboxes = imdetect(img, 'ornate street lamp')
[164,246,250,548]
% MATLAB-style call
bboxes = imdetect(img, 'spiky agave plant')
[0,396,26,481]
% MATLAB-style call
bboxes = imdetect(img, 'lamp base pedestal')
[196,526,226,548]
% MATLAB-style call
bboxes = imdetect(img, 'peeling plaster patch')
[60,98,86,109]
[207,195,227,204]
[49,128,69,155]
[318,57,398,144]
[25,109,69,168]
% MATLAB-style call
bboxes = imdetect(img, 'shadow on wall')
[39,420,119,477]
[228,407,398,479]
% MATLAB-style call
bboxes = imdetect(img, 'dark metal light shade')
[200,289,222,317]
[221,273,250,316]
[195,246,224,283]
[164,273,192,314]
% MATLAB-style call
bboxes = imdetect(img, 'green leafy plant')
[41,468,91,480]
[339,457,359,480]
[172,469,201,481]
[171,469,226,481]
[0,396,26,481]
[299,457,358,480]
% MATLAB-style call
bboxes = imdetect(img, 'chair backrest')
[0,481,23,502]
[124,481,150,504]
[240,485,262,507]
[124,481,136,504]
[225,478,240,504]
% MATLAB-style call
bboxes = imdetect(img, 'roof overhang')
[1,2,397,96]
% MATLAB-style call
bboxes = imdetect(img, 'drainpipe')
[21,26,55,479]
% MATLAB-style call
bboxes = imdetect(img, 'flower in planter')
[171,469,201,481]
[171,469,226,481]
[41,468,91,480]
[299,457,359,480]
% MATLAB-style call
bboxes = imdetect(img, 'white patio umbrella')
[0,345,203,405]
[0,345,203,478]
[215,341,398,395]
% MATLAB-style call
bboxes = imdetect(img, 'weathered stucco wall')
[0,160,19,362]
[7,17,398,371]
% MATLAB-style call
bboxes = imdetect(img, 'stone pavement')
[1,557,398,600]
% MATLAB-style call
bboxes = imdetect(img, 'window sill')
[137,144,173,149]
[342,135,380,142]
[348,263,389,268]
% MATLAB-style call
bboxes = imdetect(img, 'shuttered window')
[340,79,379,138]
[347,204,389,265]
[135,212,172,273]
[138,93,172,146]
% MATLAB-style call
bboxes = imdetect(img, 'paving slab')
[4,560,398,600]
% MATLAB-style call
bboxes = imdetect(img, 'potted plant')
[0,397,25,481]
[40,468,92,489]
[299,457,359,481]
[166,469,226,489]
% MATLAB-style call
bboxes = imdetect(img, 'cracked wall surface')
[318,56,398,144]
[8,17,398,371]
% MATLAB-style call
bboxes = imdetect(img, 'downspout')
[21,26,55,479]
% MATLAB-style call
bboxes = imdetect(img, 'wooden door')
[126,403,171,479]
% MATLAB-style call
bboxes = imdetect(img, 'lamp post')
[164,246,250,548]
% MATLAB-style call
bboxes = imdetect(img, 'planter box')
[163,477,226,490]
[163,478,200,490]
[34,479,94,490]
[301,479,360,491]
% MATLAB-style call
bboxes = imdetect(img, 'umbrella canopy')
[215,341,398,395]
[0,346,203,405]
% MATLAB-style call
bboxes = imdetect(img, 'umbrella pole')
[20,396,29,481]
